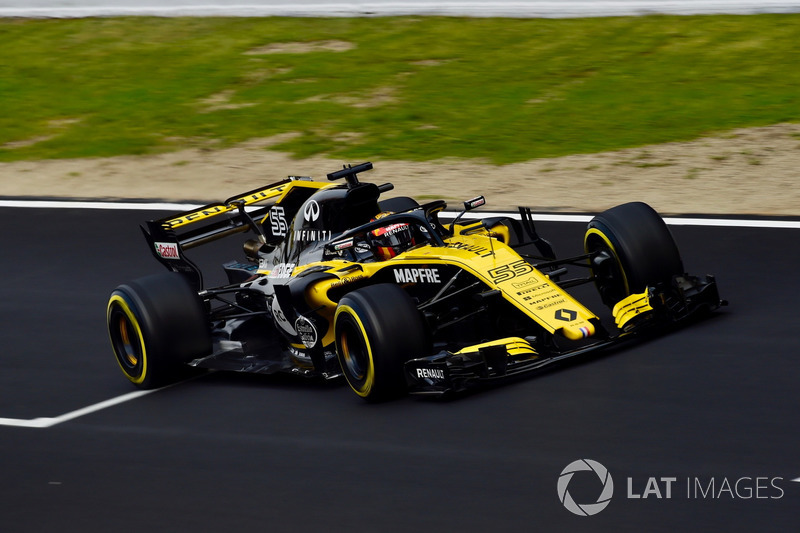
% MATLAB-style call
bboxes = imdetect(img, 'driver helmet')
[370,212,416,261]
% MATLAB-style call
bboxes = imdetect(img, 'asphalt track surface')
[0,205,798,532]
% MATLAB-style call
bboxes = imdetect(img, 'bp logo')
[557,459,614,516]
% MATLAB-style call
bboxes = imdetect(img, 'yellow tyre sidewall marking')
[585,227,630,296]
[107,294,148,385]
[335,304,375,398]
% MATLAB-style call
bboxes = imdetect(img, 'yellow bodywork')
[456,337,538,358]
[612,291,654,331]
[396,231,598,341]
[277,226,599,345]
[163,180,331,229]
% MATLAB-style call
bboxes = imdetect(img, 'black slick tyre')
[334,284,427,401]
[107,272,211,389]
[584,202,684,308]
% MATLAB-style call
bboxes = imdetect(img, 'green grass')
[1,15,799,163]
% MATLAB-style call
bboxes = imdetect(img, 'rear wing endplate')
[140,179,298,289]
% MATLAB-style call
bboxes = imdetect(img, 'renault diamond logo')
[555,308,577,321]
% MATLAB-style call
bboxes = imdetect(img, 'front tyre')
[334,284,427,401]
[107,273,211,389]
[585,202,684,308]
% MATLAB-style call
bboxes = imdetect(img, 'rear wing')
[141,177,327,289]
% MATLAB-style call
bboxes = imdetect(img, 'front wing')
[405,336,618,395]
[405,273,724,395]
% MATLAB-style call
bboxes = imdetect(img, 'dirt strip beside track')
[2,123,799,216]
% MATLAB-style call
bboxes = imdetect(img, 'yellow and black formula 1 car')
[107,162,724,400]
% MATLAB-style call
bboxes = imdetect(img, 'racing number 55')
[488,260,534,284]
[270,206,288,237]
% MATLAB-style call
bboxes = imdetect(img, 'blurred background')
[1,1,800,214]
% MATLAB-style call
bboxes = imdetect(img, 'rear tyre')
[334,284,427,401]
[107,273,211,389]
[584,202,684,308]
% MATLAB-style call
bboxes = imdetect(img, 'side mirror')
[450,196,486,233]
[463,196,486,210]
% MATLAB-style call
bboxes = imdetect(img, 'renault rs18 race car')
[107,162,725,400]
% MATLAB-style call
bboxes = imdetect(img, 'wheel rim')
[586,232,628,306]
[116,314,141,369]
[335,305,375,397]
[107,295,147,383]
[339,320,369,381]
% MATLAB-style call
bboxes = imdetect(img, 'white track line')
[0,199,200,211]
[662,216,800,229]
[0,389,158,429]
[2,199,798,228]
[461,211,800,229]
[2,2,800,18]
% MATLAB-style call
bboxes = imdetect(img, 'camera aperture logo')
[557,459,614,516]
[557,460,794,516]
